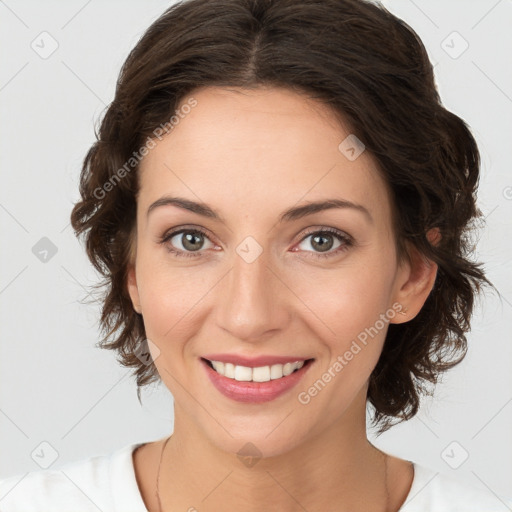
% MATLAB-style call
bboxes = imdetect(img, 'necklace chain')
[157,435,172,512]
[156,436,390,512]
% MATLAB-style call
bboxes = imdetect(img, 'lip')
[201,357,314,404]
[201,353,311,367]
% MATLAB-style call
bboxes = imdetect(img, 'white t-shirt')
[1,442,511,511]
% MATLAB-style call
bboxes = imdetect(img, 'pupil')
[183,232,202,251]
[312,234,333,252]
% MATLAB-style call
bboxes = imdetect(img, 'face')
[127,86,435,458]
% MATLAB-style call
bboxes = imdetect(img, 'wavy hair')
[70,0,494,434]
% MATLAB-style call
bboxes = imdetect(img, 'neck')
[157,399,392,512]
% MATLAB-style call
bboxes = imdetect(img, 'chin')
[199,412,323,463]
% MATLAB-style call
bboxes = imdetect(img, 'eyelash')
[158,226,354,260]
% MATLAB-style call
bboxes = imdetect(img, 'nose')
[215,247,290,343]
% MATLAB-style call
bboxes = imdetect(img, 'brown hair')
[70,0,494,434]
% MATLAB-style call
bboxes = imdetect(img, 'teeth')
[270,364,284,380]
[225,362,235,379]
[209,360,305,382]
[252,365,271,382]
[211,361,225,374]
[283,362,295,376]
[234,365,252,381]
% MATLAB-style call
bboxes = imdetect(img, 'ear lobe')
[391,229,440,323]
[127,264,142,314]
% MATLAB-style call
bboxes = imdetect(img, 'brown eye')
[176,231,205,252]
[310,233,335,252]
[295,228,353,259]
[159,228,215,258]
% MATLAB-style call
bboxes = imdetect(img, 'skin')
[127,86,439,511]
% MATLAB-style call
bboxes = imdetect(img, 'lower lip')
[201,358,314,403]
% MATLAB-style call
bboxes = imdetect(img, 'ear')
[390,227,440,324]
[127,263,142,314]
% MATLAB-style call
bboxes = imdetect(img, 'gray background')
[1,0,511,501]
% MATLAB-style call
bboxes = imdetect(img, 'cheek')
[135,245,198,339]
[138,234,397,358]
[138,267,202,339]
[293,256,395,342]
[290,256,396,401]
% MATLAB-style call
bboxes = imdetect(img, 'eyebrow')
[147,196,373,224]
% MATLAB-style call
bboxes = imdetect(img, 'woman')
[1,0,510,510]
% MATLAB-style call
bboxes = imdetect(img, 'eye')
[158,227,216,258]
[294,227,353,259]
[158,226,354,260]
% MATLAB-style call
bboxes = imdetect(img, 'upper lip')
[201,354,313,368]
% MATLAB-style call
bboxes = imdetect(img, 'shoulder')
[400,462,512,512]
[0,442,147,512]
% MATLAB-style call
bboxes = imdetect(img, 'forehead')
[138,86,392,227]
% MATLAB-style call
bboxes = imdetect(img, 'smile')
[200,357,315,403]
[204,358,307,382]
